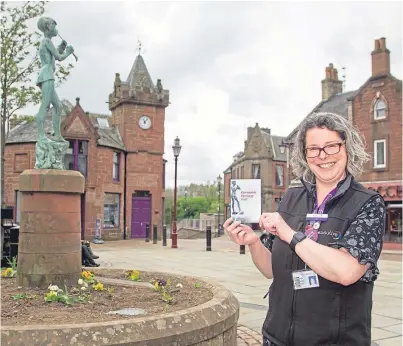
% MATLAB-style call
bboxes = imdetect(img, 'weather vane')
[137,39,142,56]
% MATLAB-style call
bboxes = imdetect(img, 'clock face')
[139,115,152,130]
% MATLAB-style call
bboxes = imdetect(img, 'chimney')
[371,37,390,77]
[321,63,343,100]
[247,126,254,140]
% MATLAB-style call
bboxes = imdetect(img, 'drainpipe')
[123,151,127,240]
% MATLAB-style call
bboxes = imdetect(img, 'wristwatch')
[289,232,307,252]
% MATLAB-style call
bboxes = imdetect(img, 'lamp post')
[172,137,182,248]
[217,175,222,236]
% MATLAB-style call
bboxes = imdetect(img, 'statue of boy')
[36,17,74,143]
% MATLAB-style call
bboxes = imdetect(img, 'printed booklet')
[230,179,261,223]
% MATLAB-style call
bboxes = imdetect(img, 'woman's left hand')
[260,212,295,244]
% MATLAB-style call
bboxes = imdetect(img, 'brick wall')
[4,143,36,209]
[89,146,125,241]
[353,75,402,183]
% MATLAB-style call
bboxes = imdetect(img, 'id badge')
[292,270,320,290]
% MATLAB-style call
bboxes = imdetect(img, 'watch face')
[139,115,151,129]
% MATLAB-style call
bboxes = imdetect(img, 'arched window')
[374,99,386,120]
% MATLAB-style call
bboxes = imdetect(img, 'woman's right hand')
[223,218,259,246]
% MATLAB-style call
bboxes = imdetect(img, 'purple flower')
[158,280,167,286]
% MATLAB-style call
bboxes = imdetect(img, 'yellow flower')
[92,282,104,291]
[49,290,58,297]
[2,268,12,277]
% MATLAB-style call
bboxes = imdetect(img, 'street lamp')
[279,139,286,155]
[172,137,182,248]
[217,175,222,236]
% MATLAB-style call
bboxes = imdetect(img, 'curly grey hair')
[290,112,370,184]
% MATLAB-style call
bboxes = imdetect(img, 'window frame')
[275,164,284,187]
[374,99,386,120]
[252,164,261,179]
[113,152,120,182]
[373,139,386,169]
[65,139,88,177]
[103,193,120,228]
[15,190,22,224]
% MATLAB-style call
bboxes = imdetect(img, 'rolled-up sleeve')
[328,195,385,282]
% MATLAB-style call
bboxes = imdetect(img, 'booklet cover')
[230,179,262,223]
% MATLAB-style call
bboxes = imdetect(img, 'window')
[275,165,284,187]
[97,118,109,128]
[15,191,21,224]
[374,140,386,168]
[104,193,120,228]
[252,164,261,179]
[113,152,120,181]
[64,140,88,176]
[374,99,386,120]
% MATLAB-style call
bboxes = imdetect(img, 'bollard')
[145,224,150,242]
[153,224,158,244]
[240,245,245,255]
[162,225,167,246]
[206,225,212,251]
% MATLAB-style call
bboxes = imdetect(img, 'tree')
[0,1,74,206]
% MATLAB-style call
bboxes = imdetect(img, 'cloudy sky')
[21,1,402,188]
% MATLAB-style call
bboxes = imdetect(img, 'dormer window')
[64,140,88,176]
[374,99,386,120]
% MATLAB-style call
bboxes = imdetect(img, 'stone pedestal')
[16,169,84,288]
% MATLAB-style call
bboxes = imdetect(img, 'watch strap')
[290,232,307,252]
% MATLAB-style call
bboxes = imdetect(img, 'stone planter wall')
[1,276,239,346]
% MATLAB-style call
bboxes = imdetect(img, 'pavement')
[92,237,402,346]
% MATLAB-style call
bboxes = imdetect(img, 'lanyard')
[313,187,338,215]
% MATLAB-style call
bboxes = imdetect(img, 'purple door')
[131,196,151,238]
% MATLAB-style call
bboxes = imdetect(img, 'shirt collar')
[300,173,353,201]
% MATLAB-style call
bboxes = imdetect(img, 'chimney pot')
[379,37,386,50]
[374,39,380,51]
[325,66,331,79]
[76,97,80,105]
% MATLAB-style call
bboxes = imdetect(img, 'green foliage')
[194,282,201,289]
[125,270,141,281]
[44,284,90,305]
[12,293,36,300]
[8,256,17,271]
[164,182,224,224]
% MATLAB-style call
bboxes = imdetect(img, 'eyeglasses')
[305,141,345,158]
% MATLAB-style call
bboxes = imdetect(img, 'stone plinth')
[16,169,85,288]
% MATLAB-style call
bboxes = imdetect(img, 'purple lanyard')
[313,187,338,215]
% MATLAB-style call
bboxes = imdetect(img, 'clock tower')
[109,52,169,239]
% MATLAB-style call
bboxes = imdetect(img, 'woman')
[224,112,385,346]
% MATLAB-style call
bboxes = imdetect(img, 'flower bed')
[1,268,213,326]
[1,268,239,346]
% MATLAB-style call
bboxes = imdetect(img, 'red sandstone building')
[286,37,402,243]
[4,54,169,241]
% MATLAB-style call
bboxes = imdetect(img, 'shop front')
[364,182,402,243]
